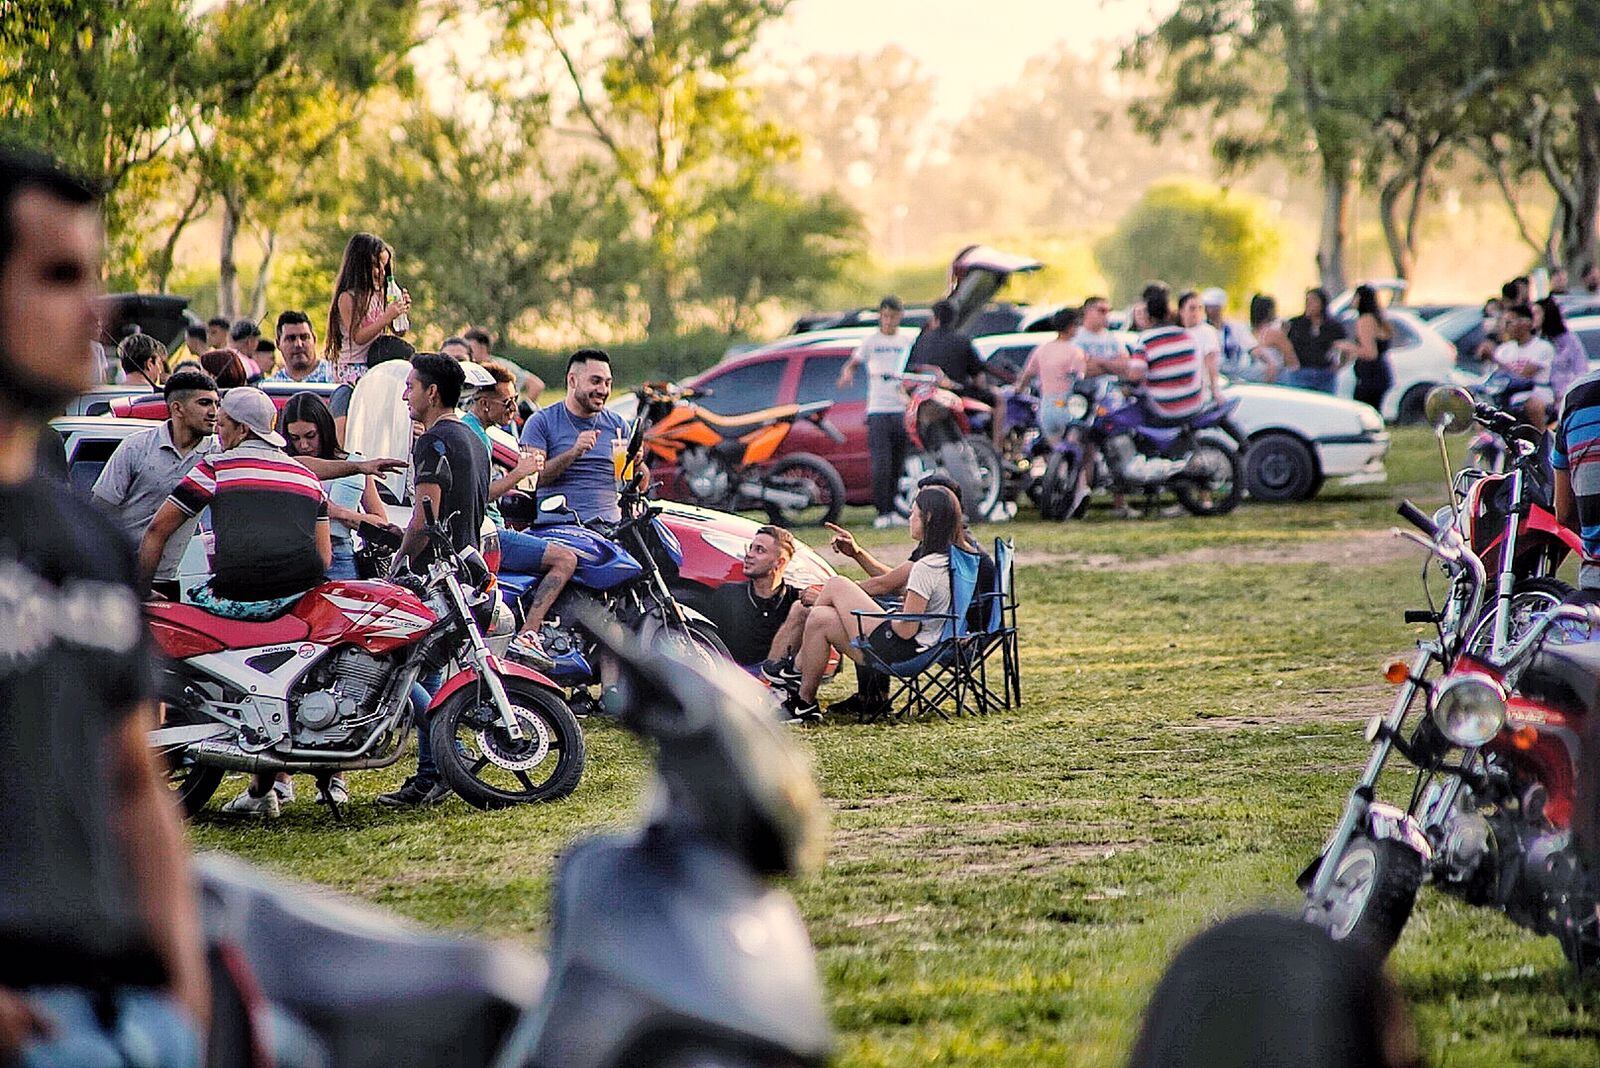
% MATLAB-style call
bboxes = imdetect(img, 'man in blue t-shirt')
[518,348,637,523]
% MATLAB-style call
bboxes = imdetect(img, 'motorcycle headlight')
[1066,394,1090,420]
[1430,673,1507,747]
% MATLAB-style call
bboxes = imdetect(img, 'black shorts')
[866,624,920,664]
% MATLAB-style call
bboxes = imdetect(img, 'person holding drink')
[518,348,639,523]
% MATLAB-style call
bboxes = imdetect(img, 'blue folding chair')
[971,538,1019,711]
[849,546,983,721]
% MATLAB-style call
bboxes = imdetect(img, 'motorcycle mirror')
[1424,386,1475,435]
[1364,713,1385,745]
[538,494,568,513]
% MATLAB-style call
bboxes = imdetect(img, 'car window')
[1577,329,1600,360]
[985,344,1035,380]
[696,360,783,415]
[796,355,865,405]
[66,436,120,496]
[1389,318,1418,348]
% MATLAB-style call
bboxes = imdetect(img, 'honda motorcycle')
[637,381,848,528]
[1301,387,1600,968]
[498,417,732,713]
[149,500,585,813]
[895,371,1004,523]
[1465,369,1548,473]
[196,611,833,1068]
[1033,377,1244,520]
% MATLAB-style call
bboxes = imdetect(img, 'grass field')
[189,427,1600,1066]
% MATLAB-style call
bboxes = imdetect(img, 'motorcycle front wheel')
[760,453,846,528]
[1172,442,1243,517]
[1305,835,1423,957]
[1038,451,1083,521]
[1466,575,1575,656]
[429,676,586,809]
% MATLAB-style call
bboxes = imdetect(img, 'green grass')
[188,427,1600,1066]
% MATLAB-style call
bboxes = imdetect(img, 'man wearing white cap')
[1201,287,1248,378]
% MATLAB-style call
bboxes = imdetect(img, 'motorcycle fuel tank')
[534,524,646,591]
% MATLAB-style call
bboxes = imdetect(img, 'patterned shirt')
[267,360,335,384]
[170,439,328,600]
[1554,370,1600,568]
[1132,326,1205,419]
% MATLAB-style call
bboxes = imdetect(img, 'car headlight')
[1066,394,1090,420]
[1358,406,1383,432]
[1430,673,1507,747]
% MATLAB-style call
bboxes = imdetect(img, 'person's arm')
[1344,315,1379,361]
[825,521,892,577]
[891,588,928,639]
[1557,468,1577,532]
[315,516,332,568]
[360,475,387,520]
[136,500,190,595]
[837,345,864,388]
[861,561,913,597]
[342,290,407,348]
[490,451,541,501]
[395,481,442,568]
[111,705,208,1032]
[1014,348,1040,392]
[541,428,600,482]
[300,455,405,480]
[90,436,137,507]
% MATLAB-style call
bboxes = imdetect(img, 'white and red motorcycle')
[147,502,585,813]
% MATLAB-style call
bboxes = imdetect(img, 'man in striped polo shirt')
[1130,282,1206,422]
[1555,367,1600,594]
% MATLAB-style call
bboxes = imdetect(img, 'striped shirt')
[170,439,328,601]
[1132,325,1205,418]
[1555,371,1600,572]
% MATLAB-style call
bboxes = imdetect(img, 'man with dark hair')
[206,315,230,350]
[441,334,473,362]
[464,327,494,364]
[268,309,332,383]
[704,525,804,671]
[181,322,208,366]
[0,147,208,1063]
[840,295,913,529]
[94,369,220,601]
[518,348,634,523]
[228,318,264,378]
[382,351,488,807]
[909,297,987,394]
[118,331,167,390]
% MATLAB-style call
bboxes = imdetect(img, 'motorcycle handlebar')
[1396,500,1438,539]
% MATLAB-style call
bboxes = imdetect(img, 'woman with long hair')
[788,485,962,719]
[1538,296,1587,411]
[325,232,409,385]
[1341,284,1394,412]
[276,391,387,580]
[1247,294,1288,383]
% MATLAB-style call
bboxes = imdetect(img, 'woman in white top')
[325,232,410,385]
[789,485,961,718]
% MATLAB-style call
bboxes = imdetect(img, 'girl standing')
[325,232,409,385]
[1342,284,1394,412]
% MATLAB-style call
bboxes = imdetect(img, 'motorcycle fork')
[439,570,525,740]
[1307,644,1438,905]
[1490,467,1527,658]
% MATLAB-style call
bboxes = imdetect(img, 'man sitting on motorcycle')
[1491,302,1556,428]
[519,348,642,524]
[909,298,1004,447]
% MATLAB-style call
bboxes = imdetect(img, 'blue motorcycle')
[1033,377,1245,519]
[498,423,731,711]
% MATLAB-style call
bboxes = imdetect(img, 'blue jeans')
[411,669,444,783]
[19,987,198,1068]
[1282,366,1339,393]
[327,543,358,580]
[498,527,549,574]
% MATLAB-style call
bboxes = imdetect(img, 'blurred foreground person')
[1127,912,1421,1068]
[0,147,208,1065]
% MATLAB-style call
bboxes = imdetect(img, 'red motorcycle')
[897,371,1003,522]
[1301,387,1600,967]
[147,502,585,813]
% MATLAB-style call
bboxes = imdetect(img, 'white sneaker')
[221,788,281,818]
[272,778,295,804]
[873,515,896,530]
[317,775,350,806]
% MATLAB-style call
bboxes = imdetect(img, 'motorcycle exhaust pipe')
[186,739,407,775]
[739,481,811,509]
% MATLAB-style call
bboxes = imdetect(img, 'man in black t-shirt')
[0,149,207,1063]
[704,526,804,671]
[909,298,987,391]
[383,352,489,808]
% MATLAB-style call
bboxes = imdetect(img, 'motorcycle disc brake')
[476,706,553,771]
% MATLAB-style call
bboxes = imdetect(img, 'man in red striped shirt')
[1129,283,1206,421]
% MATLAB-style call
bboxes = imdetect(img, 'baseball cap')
[220,386,286,447]
[459,360,496,402]
[1201,287,1227,308]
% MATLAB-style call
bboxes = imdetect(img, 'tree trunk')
[218,191,242,320]
[1316,161,1352,294]
[1378,173,1413,287]
[153,185,206,294]
[247,229,277,321]
[1561,81,1600,276]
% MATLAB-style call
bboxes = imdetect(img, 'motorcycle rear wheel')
[760,453,846,528]
[1307,835,1423,958]
[429,676,586,809]
[158,694,226,817]
[1172,443,1243,517]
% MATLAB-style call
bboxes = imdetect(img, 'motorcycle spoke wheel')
[760,454,846,528]
[1173,443,1243,517]
[1306,836,1422,958]
[158,698,225,817]
[1466,577,1574,656]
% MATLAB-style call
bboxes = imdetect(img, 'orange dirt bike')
[637,382,849,527]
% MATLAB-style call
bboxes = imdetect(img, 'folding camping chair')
[971,537,1020,711]
[849,545,983,721]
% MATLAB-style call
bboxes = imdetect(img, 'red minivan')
[682,344,874,504]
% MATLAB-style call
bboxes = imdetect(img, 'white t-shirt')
[1494,338,1555,385]
[1188,322,1223,364]
[1076,327,1129,366]
[905,553,952,649]
[854,331,913,415]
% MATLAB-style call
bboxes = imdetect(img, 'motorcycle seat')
[1518,639,1600,719]
[145,601,310,647]
[197,853,542,1067]
[696,404,806,432]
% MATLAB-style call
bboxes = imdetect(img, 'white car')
[1332,307,1459,424]
[974,333,1389,502]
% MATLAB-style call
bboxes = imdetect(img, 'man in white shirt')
[1179,289,1225,402]
[1075,296,1133,374]
[838,295,912,528]
[1492,302,1557,426]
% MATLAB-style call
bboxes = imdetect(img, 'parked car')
[1561,314,1600,363]
[973,334,1389,502]
[106,381,344,421]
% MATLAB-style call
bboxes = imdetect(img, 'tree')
[510,0,796,335]
[1123,0,1369,293]
[695,182,862,334]
[1095,179,1281,304]
[0,0,199,280]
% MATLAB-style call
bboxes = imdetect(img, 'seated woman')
[278,391,390,580]
[789,485,961,719]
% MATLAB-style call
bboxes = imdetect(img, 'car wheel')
[1243,432,1318,502]
[1395,384,1431,426]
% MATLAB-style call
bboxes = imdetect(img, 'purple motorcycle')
[1033,377,1245,519]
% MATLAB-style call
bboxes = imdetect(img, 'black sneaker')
[782,696,823,725]
[375,776,449,808]
[760,656,802,687]
[831,692,890,720]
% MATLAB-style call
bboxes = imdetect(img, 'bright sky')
[757,0,1174,118]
